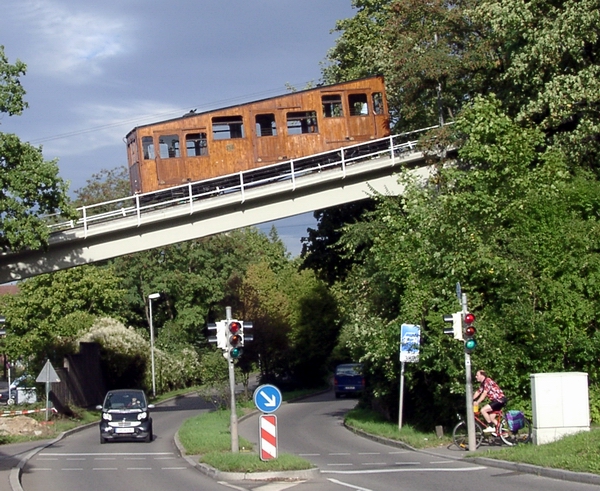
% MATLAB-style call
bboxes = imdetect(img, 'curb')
[173,430,320,482]
[466,457,600,487]
[345,423,600,486]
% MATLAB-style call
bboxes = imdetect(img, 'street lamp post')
[148,293,161,398]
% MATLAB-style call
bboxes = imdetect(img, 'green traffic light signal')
[465,338,477,351]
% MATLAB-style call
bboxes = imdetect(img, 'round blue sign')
[253,384,282,413]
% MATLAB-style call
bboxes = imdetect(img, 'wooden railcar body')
[126,76,390,194]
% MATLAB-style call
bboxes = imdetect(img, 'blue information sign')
[253,384,282,413]
[400,323,421,363]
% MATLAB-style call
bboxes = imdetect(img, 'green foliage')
[78,318,149,389]
[331,96,600,426]
[78,317,202,392]
[0,47,75,252]
[0,46,27,116]
[0,265,127,363]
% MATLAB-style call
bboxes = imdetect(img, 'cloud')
[10,0,131,82]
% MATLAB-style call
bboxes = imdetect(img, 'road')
[19,394,227,491]
[13,389,600,491]
[238,390,600,491]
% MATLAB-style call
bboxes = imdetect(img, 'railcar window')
[256,114,277,137]
[159,135,180,158]
[212,116,245,140]
[322,95,343,117]
[142,136,155,160]
[186,132,208,156]
[372,92,384,114]
[287,111,318,135]
[349,94,369,116]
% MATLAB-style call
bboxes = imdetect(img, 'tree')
[472,0,600,169]
[0,265,127,364]
[333,96,600,426]
[0,46,74,252]
[73,166,131,207]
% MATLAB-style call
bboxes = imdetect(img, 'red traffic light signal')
[463,312,476,352]
[227,320,243,359]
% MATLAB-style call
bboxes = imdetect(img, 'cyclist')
[473,370,507,434]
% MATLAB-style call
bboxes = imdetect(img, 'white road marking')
[322,465,487,475]
[93,467,118,471]
[327,463,353,466]
[161,467,187,470]
[253,482,305,491]
[126,467,152,471]
[40,452,172,456]
[327,478,373,491]
[358,452,380,455]
[330,453,351,456]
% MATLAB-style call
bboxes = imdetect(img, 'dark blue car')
[334,363,364,398]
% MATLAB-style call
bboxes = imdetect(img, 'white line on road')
[126,467,152,471]
[93,468,118,471]
[161,467,187,470]
[327,478,374,491]
[40,452,173,456]
[322,465,487,475]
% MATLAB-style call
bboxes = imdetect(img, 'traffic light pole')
[226,306,239,453]
[462,293,477,451]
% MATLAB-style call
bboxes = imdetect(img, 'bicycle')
[452,407,532,449]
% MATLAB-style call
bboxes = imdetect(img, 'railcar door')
[251,111,281,164]
[320,92,349,146]
[345,91,377,141]
[154,132,189,186]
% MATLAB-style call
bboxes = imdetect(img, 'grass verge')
[468,427,600,475]
[343,407,453,449]
[178,407,314,472]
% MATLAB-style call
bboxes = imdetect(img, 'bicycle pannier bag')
[506,410,525,431]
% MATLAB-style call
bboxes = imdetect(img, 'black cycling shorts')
[490,397,507,411]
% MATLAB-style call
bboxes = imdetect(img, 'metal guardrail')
[47,125,439,238]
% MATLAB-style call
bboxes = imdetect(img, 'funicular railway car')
[125,76,390,195]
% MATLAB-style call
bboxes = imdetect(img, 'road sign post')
[259,414,278,460]
[36,360,61,421]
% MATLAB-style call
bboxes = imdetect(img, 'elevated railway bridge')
[0,126,445,284]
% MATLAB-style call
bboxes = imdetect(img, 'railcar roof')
[125,75,384,138]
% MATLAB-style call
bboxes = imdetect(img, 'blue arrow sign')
[253,384,282,414]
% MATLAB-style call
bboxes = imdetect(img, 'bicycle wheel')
[452,420,484,449]
[499,415,532,445]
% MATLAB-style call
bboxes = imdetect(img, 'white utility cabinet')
[530,372,589,445]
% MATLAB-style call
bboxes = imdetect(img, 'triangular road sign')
[36,359,61,383]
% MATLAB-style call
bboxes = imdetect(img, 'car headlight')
[102,412,112,421]
[137,411,147,420]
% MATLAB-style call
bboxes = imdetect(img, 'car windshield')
[336,364,362,376]
[103,391,147,410]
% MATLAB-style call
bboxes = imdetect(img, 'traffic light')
[463,312,476,353]
[227,320,243,359]
[207,321,227,349]
[443,312,463,340]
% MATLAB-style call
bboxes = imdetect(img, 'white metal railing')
[46,125,439,238]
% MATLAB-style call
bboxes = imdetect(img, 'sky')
[0,0,357,256]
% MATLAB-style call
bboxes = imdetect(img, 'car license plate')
[346,386,355,389]
[115,427,135,434]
